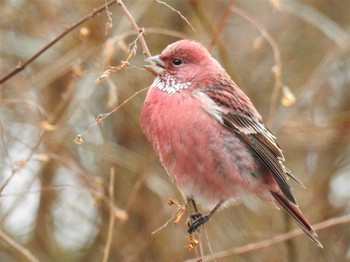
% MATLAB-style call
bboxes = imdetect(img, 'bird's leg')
[188,200,225,234]
[187,197,199,212]
[187,198,201,229]
[187,198,208,233]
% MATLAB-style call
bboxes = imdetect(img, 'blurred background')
[1,0,349,261]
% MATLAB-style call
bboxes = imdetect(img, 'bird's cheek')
[175,70,194,83]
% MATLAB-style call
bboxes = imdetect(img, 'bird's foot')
[187,212,209,234]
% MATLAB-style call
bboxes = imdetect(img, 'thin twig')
[208,0,234,50]
[96,29,146,83]
[279,0,350,47]
[0,131,44,195]
[152,199,186,235]
[116,0,151,57]
[0,0,118,85]
[156,0,195,32]
[0,0,152,85]
[75,87,149,144]
[185,214,350,262]
[151,209,180,235]
[105,0,114,35]
[0,229,40,262]
[105,27,189,47]
[231,7,283,124]
[102,167,116,262]
[198,230,206,261]
[124,158,155,213]
[203,226,216,262]
[146,27,189,39]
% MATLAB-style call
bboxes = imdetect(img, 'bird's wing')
[193,86,302,205]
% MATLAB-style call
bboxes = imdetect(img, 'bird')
[140,39,322,247]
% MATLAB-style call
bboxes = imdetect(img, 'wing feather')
[196,86,302,205]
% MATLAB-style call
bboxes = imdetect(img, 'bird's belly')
[168,129,261,209]
[141,90,263,209]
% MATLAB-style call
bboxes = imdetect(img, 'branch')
[231,6,283,123]
[0,0,152,85]
[279,0,350,47]
[208,0,234,50]
[185,214,350,262]
[95,29,146,83]
[116,0,151,57]
[0,229,39,262]
[156,0,195,32]
[74,87,149,144]
[102,167,116,262]
[0,0,118,85]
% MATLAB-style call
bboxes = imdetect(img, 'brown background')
[1,0,349,261]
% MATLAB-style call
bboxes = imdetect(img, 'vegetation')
[1,0,349,261]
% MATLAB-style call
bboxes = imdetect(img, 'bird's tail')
[271,192,323,248]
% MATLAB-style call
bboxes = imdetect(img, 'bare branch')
[0,132,44,195]
[0,229,39,262]
[231,7,283,123]
[0,0,153,85]
[96,29,146,83]
[279,0,350,47]
[116,0,151,57]
[0,0,118,85]
[104,0,114,35]
[156,0,195,32]
[75,87,149,144]
[152,199,186,235]
[185,214,350,262]
[208,0,234,50]
[102,167,116,262]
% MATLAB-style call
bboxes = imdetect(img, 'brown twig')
[105,27,189,48]
[124,157,156,213]
[0,0,118,85]
[0,229,39,262]
[74,87,149,144]
[231,6,283,124]
[0,131,44,195]
[151,199,186,235]
[116,0,151,57]
[75,0,161,142]
[96,29,146,83]
[203,226,216,262]
[102,167,116,262]
[185,213,350,262]
[104,0,114,35]
[0,0,152,85]
[208,0,234,50]
[156,0,195,32]
[279,0,350,47]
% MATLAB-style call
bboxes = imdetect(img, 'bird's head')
[144,40,220,94]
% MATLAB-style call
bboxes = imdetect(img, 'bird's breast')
[140,87,261,208]
[141,88,215,170]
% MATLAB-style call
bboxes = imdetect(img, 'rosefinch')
[140,40,322,247]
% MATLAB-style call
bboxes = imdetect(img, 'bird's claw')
[188,212,209,234]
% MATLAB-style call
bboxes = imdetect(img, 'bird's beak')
[144,55,165,75]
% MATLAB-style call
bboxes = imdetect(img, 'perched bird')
[140,40,322,247]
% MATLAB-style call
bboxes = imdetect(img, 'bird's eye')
[172,59,183,66]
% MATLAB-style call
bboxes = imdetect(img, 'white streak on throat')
[152,75,191,94]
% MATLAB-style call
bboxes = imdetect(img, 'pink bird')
[140,40,322,247]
